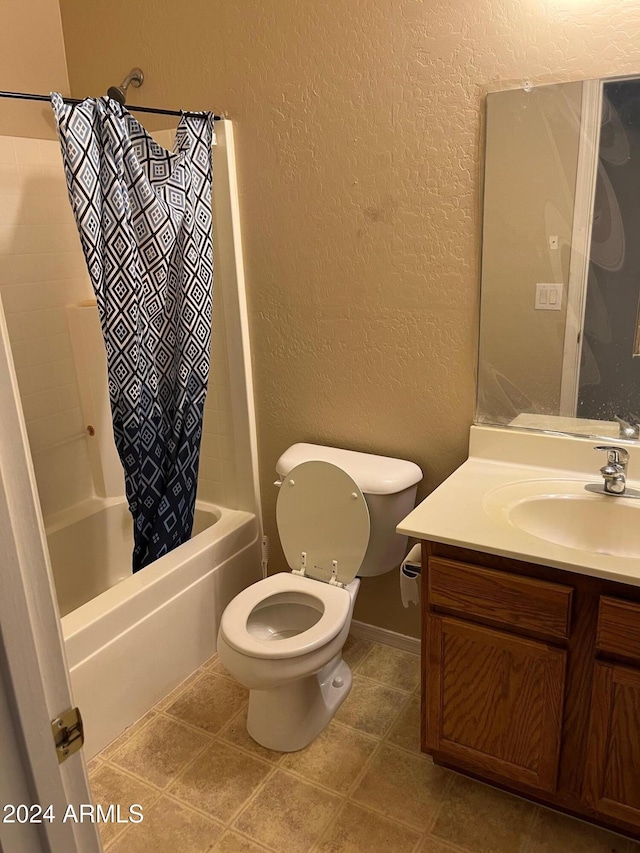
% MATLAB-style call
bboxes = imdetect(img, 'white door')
[0,303,100,853]
[559,79,603,415]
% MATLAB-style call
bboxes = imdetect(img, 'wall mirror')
[476,74,640,441]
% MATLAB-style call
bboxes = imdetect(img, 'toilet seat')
[219,572,351,660]
[276,460,370,585]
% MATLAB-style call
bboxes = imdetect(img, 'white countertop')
[397,425,640,587]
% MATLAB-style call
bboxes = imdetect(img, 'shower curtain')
[51,93,215,572]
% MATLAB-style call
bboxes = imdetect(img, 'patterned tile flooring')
[89,637,639,853]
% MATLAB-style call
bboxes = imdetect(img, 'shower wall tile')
[13,137,42,165]
[0,137,16,165]
[39,141,66,167]
[0,134,95,521]
[0,164,21,193]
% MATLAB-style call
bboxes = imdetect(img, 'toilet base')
[246,654,352,752]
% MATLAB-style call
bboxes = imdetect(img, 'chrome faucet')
[595,445,629,495]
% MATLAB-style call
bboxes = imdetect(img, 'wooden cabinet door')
[427,615,566,793]
[584,662,640,825]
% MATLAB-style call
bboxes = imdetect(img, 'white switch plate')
[535,282,563,311]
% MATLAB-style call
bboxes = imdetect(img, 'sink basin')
[483,480,640,559]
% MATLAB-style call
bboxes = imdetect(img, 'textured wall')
[58,0,640,637]
[0,0,69,138]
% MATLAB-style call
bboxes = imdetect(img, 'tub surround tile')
[351,743,452,832]
[430,776,537,853]
[168,742,271,823]
[316,802,422,853]
[106,797,223,853]
[355,644,421,693]
[0,136,16,164]
[335,675,409,738]
[110,714,211,789]
[164,671,248,735]
[233,770,341,853]
[13,137,43,165]
[88,762,161,847]
[280,721,377,795]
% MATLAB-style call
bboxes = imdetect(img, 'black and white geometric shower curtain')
[52,94,214,572]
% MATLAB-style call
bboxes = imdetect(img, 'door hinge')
[51,707,84,763]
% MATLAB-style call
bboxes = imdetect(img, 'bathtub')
[47,496,261,758]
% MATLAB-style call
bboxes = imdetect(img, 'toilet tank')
[275,444,422,577]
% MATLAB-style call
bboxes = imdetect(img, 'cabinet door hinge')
[51,707,84,763]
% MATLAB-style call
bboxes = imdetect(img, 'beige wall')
[57,0,640,638]
[0,0,69,138]
[479,82,582,423]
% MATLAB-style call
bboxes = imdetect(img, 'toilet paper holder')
[400,543,422,607]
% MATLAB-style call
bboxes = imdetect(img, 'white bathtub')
[47,497,261,758]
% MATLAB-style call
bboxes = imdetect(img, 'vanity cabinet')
[583,597,640,825]
[421,542,640,840]
[427,615,566,792]
[583,662,640,825]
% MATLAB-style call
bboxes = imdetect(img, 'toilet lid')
[276,460,370,586]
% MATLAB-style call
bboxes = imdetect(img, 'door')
[560,78,602,416]
[0,303,100,853]
[583,662,640,827]
[427,615,566,793]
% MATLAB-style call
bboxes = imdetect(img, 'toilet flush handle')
[274,479,283,487]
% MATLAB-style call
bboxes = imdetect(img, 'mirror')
[477,75,640,441]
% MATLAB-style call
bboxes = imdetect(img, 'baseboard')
[350,619,420,655]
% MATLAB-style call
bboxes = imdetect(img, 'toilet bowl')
[217,443,422,752]
[218,572,360,751]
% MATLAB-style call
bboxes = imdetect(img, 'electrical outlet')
[535,283,563,310]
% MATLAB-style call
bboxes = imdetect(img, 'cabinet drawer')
[597,597,640,663]
[428,558,573,640]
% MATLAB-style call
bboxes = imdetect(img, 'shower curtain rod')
[0,90,222,121]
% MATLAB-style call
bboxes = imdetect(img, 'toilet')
[217,443,422,752]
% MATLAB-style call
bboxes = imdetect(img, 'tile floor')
[88,637,640,853]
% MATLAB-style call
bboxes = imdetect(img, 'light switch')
[549,235,559,250]
[535,283,563,311]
